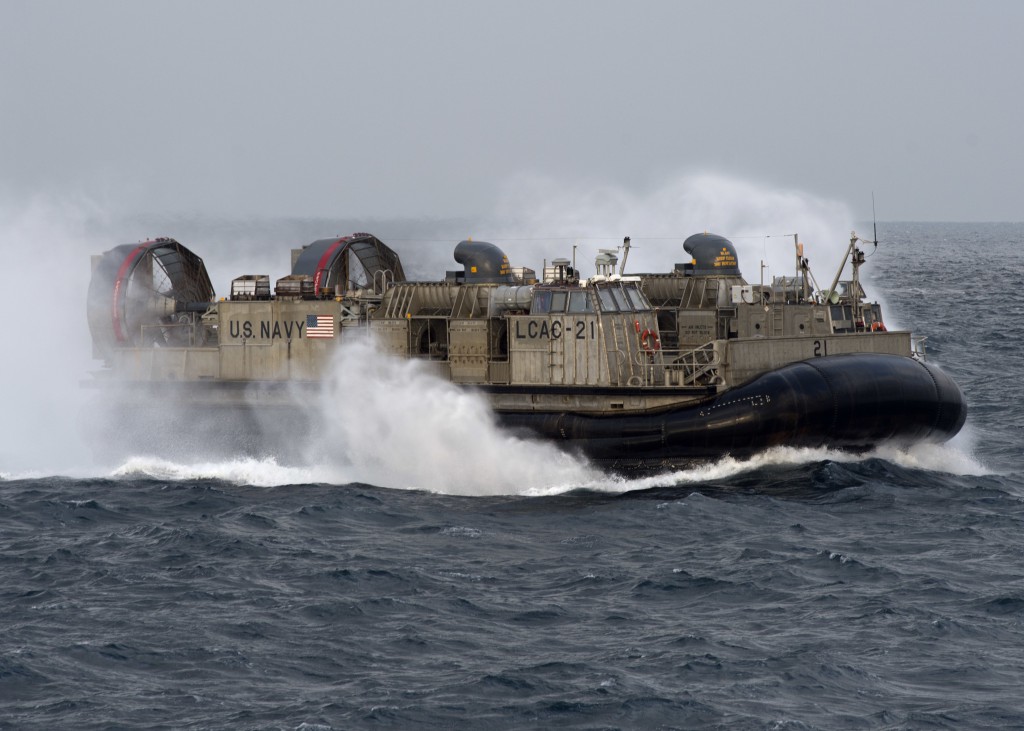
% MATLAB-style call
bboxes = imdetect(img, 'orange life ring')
[640,329,661,352]
[871,321,887,332]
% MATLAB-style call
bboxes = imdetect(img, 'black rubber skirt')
[496,354,967,469]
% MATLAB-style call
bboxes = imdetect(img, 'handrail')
[607,347,631,385]
[625,341,721,387]
[911,335,928,361]
[373,268,395,294]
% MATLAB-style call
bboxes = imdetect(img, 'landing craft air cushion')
[85,231,967,471]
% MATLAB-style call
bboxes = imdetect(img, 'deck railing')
[911,335,928,361]
[628,341,721,388]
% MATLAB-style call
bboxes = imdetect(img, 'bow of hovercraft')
[659,352,967,457]
[497,353,967,472]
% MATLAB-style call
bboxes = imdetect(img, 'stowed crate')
[231,275,271,300]
[275,274,316,299]
[511,267,537,285]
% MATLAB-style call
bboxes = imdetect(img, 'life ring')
[871,321,887,332]
[640,329,661,352]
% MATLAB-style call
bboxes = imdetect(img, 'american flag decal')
[306,314,335,338]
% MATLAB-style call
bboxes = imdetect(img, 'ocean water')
[2,221,1024,730]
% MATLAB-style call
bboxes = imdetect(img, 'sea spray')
[304,335,602,495]
[110,455,321,486]
[544,441,991,498]
[0,197,107,474]
[490,172,855,280]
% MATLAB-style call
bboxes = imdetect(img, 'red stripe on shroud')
[111,243,150,342]
[312,237,351,294]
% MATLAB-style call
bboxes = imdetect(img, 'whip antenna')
[871,191,878,248]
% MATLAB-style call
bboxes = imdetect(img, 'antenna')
[871,192,878,248]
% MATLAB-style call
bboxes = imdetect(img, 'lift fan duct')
[88,237,215,359]
[291,233,406,295]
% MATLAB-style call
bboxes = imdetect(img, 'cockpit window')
[597,288,618,312]
[531,290,552,314]
[531,288,586,314]
[595,283,651,312]
[567,290,593,313]
[610,287,631,311]
[625,285,651,311]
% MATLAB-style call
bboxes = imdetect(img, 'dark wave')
[3,462,1024,729]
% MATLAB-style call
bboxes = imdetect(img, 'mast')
[794,233,809,303]
[826,232,858,304]
[618,236,631,276]
[826,231,867,327]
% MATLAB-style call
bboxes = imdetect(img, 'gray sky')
[2,0,1022,222]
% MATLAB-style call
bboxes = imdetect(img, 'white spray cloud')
[304,336,601,494]
[0,196,112,474]
[488,171,856,284]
